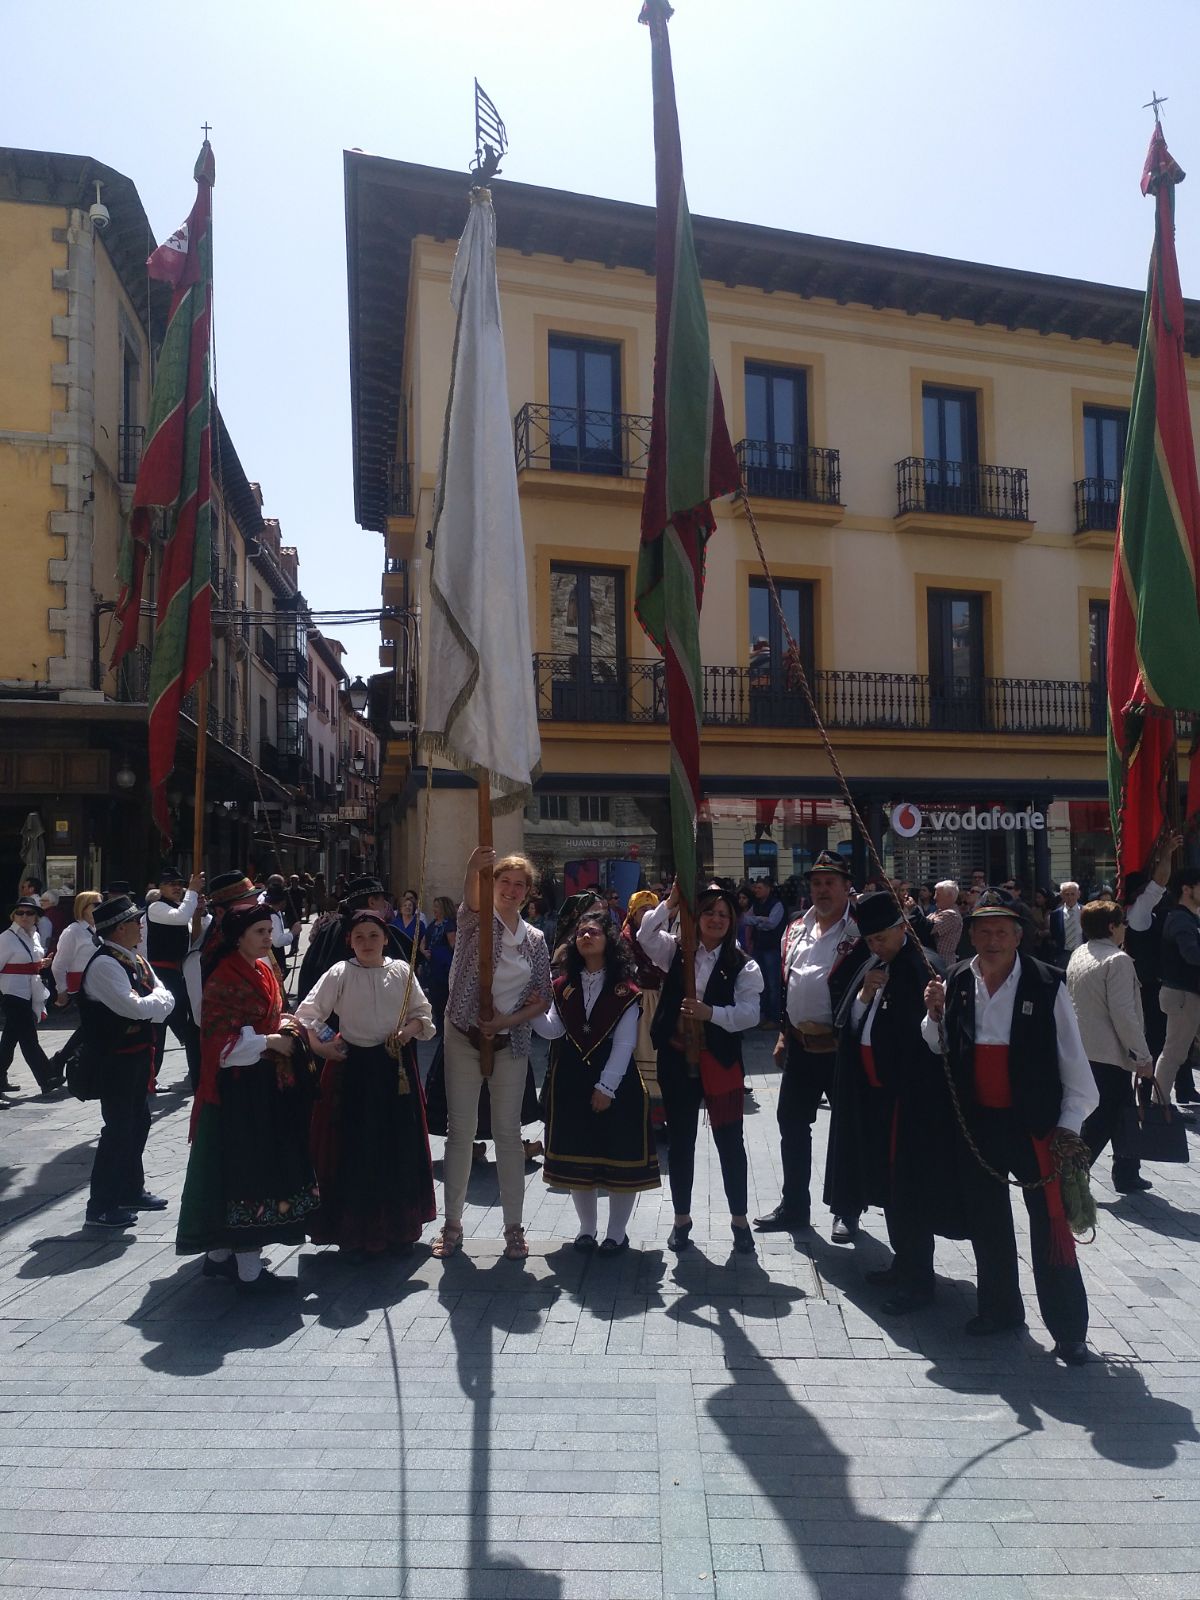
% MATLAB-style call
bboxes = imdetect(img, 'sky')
[6,0,1200,679]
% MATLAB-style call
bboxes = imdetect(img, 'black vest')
[943,952,1063,1138]
[146,906,190,966]
[78,946,158,1059]
[652,941,748,1067]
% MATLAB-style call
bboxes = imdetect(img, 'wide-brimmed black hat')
[806,850,852,881]
[968,889,1023,923]
[158,866,186,886]
[9,897,41,919]
[104,880,132,897]
[94,895,142,935]
[854,890,906,937]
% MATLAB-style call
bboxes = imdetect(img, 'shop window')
[539,794,569,822]
[747,577,815,726]
[927,590,985,730]
[548,334,622,473]
[921,385,979,513]
[580,795,611,823]
[549,563,625,720]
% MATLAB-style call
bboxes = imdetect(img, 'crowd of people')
[2,831,1194,1358]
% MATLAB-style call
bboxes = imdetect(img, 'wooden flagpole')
[679,895,701,1073]
[477,771,495,1078]
[192,673,208,871]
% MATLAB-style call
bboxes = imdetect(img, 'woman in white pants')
[432,848,552,1261]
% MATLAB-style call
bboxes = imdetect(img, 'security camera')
[89,180,109,232]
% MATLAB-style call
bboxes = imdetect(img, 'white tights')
[206,1247,263,1282]
[572,1189,636,1243]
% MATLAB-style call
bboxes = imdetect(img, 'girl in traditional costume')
[533,912,659,1254]
[297,910,437,1259]
[176,898,319,1292]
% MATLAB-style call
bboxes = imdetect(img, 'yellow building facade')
[347,155,1197,902]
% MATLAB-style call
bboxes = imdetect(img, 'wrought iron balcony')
[275,648,309,686]
[514,402,651,478]
[531,654,1105,737]
[896,457,1030,522]
[118,424,144,485]
[389,461,412,517]
[114,644,151,704]
[735,440,841,504]
[1075,477,1120,534]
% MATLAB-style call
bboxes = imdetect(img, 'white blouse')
[295,957,436,1048]
[532,968,640,1100]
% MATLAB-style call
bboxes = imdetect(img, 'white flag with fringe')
[419,186,540,812]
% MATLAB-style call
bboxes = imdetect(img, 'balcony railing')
[531,654,1106,736]
[389,461,412,517]
[259,630,277,670]
[735,440,841,505]
[896,457,1030,522]
[1075,477,1120,534]
[276,649,309,685]
[514,402,652,478]
[118,424,144,485]
[114,644,151,704]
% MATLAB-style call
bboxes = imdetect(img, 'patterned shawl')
[190,951,282,1138]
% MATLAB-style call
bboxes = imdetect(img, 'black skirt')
[542,1038,660,1193]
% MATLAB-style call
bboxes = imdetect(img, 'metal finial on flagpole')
[469,80,507,184]
[201,121,212,140]
[1144,92,1168,124]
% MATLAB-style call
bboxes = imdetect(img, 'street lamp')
[348,675,369,715]
[351,751,366,778]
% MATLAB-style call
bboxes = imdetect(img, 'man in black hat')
[755,850,866,1240]
[825,891,961,1313]
[0,897,60,1097]
[295,875,401,1000]
[922,890,1098,1364]
[78,895,175,1228]
[144,868,204,1089]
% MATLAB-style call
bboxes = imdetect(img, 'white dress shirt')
[1126,880,1167,934]
[52,920,99,992]
[782,907,857,1027]
[295,957,436,1048]
[269,912,293,952]
[637,900,764,1031]
[1061,903,1083,953]
[921,957,1099,1132]
[140,889,199,958]
[493,919,536,1015]
[80,943,174,1021]
[0,925,46,1009]
[183,913,212,1023]
[532,968,640,1099]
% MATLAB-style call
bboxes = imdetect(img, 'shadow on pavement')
[125,1258,305,1374]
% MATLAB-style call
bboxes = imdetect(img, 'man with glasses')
[0,897,61,1098]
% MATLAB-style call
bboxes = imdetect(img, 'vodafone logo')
[891,802,923,839]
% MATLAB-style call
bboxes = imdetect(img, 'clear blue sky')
[6,0,1200,678]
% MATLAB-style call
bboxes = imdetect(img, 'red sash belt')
[151,960,183,972]
[860,1043,883,1090]
[974,1043,1013,1109]
[66,972,82,993]
[1,961,40,976]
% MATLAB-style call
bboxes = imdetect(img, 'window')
[922,385,979,513]
[1081,405,1128,533]
[1089,599,1109,734]
[121,343,139,430]
[548,334,622,473]
[927,590,985,730]
[742,363,810,497]
[539,794,569,821]
[748,578,815,726]
[549,563,626,720]
[580,795,611,823]
[258,694,269,747]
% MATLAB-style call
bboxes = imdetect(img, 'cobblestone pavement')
[2,945,1200,1599]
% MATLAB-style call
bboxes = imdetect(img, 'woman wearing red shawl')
[176,898,319,1292]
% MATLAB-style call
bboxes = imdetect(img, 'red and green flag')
[635,0,740,908]
[112,141,215,842]
[1108,124,1200,888]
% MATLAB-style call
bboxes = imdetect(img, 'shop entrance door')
[893,835,988,887]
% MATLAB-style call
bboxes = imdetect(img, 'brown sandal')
[430,1222,463,1259]
[502,1223,529,1260]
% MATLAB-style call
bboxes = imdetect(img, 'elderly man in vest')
[144,867,204,1089]
[79,896,175,1229]
[922,890,1098,1365]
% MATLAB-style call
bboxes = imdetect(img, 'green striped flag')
[636,0,740,908]
[1107,124,1200,886]
[112,142,215,842]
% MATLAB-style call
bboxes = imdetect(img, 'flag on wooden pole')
[112,141,215,842]
[1107,123,1200,885]
[420,185,540,813]
[635,0,740,909]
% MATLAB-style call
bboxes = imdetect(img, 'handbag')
[66,1048,102,1103]
[1112,1077,1191,1164]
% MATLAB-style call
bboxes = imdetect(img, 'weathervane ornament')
[1144,91,1168,124]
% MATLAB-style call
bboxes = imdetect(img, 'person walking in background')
[48,890,102,1081]
[1123,833,1184,1097]
[0,897,59,1098]
[392,890,427,967]
[1049,882,1083,969]
[928,880,963,966]
[1066,898,1154,1195]
[745,876,785,1027]
[1153,866,1200,1116]
[421,896,457,1034]
[144,868,204,1092]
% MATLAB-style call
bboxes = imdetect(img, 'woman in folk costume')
[533,911,659,1254]
[621,890,665,1128]
[176,898,319,1293]
[297,910,437,1259]
[638,882,764,1255]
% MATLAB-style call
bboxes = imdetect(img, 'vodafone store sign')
[889,802,1045,837]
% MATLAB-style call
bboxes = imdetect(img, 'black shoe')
[390,1241,415,1257]
[667,1222,693,1252]
[122,1192,168,1211]
[964,1313,1027,1337]
[201,1254,239,1283]
[754,1205,808,1232]
[236,1267,295,1294]
[573,1233,597,1254]
[597,1236,629,1257]
[1054,1340,1090,1367]
[1113,1174,1153,1194]
[731,1223,756,1255]
[865,1266,904,1288]
[85,1209,137,1230]
[37,1076,66,1099]
[881,1288,935,1316]
[830,1216,859,1244]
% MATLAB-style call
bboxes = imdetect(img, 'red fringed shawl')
[190,952,282,1139]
